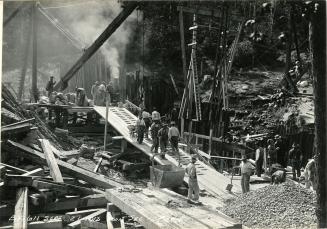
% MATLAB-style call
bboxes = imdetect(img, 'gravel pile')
[222,181,317,228]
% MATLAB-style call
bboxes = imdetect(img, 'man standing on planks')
[240,155,255,193]
[158,123,169,158]
[150,120,161,154]
[91,81,99,101]
[255,141,265,177]
[45,76,56,97]
[186,155,201,205]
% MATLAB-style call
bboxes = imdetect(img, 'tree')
[309,0,327,227]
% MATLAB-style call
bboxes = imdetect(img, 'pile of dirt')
[222,181,317,228]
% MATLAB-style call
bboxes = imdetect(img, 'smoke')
[56,0,138,79]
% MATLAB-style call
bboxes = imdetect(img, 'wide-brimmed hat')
[274,135,281,139]
[191,154,197,160]
[241,155,247,160]
[171,121,176,125]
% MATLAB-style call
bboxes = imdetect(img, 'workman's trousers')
[256,159,263,177]
[241,173,250,193]
[160,138,168,153]
[188,179,199,201]
[137,126,145,144]
[151,137,159,153]
[170,136,179,152]
[292,163,301,180]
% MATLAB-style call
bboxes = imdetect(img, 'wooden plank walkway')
[93,106,242,202]
[106,187,242,229]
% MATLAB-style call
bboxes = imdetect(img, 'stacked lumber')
[0,138,136,228]
[1,84,65,150]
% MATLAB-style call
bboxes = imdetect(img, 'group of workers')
[44,77,114,107]
[134,107,200,204]
[240,134,317,194]
[135,108,180,159]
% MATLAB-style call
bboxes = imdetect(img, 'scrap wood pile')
[222,180,317,228]
[1,84,65,150]
[0,138,147,228]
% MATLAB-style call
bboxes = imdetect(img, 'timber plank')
[39,139,64,183]
[43,194,107,212]
[13,187,28,229]
[6,141,124,189]
[105,187,241,229]
[68,208,106,228]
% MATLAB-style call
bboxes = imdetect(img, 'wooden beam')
[4,2,26,27]
[68,208,106,228]
[6,140,125,188]
[177,6,221,18]
[81,219,107,229]
[0,163,29,174]
[13,187,28,229]
[178,9,187,83]
[54,2,138,91]
[31,2,38,102]
[39,139,64,183]
[66,208,103,217]
[21,168,43,176]
[44,194,107,212]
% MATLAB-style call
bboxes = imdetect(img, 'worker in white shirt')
[168,121,180,152]
[152,107,161,121]
[240,155,255,193]
[186,155,200,204]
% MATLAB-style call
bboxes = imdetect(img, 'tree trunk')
[310,1,327,227]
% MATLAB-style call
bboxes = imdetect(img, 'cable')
[37,4,85,50]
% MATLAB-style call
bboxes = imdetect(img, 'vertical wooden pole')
[179,9,187,83]
[104,91,111,151]
[31,2,38,102]
[208,128,213,156]
[181,118,184,139]
[18,7,32,101]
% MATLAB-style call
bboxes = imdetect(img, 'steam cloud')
[56,0,138,79]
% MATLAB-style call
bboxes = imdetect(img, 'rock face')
[222,181,317,228]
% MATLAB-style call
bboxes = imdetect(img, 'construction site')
[0,0,326,228]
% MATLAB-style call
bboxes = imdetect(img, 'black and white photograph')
[0,0,326,228]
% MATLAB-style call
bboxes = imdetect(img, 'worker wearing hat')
[288,143,302,180]
[168,121,180,153]
[45,76,56,97]
[240,154,255,193]
[186,155,200,204]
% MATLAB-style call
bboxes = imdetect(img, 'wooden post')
[54,2,138,91]
[208,128,213,157]
[18,7,32,101]
[31,2,38,102]
[264,147,267,175]
[310,1,327,226]
[104,92,110,151]
[13,187,28,229]
[178,9,187,83]
[181,117,184,139]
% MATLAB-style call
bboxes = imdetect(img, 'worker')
[186,155,200,204]
[136,115,146,144]
[271,170,286,184]
[91,81,99,101]
[255,141,264,177]
[168,121,180,152]
[158,123,169,157]
[150,120,161,154]
[240,155,255,193]
[170,107,178,124]
[274,135,287,167]
[45,76,56,97]
[95,82,106,106]
[142,109,151,139]
[267,139,277,167]
[288,143,302,180]
[76,88,89,107]
[152,107,161,122]
[303,154,317,190]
